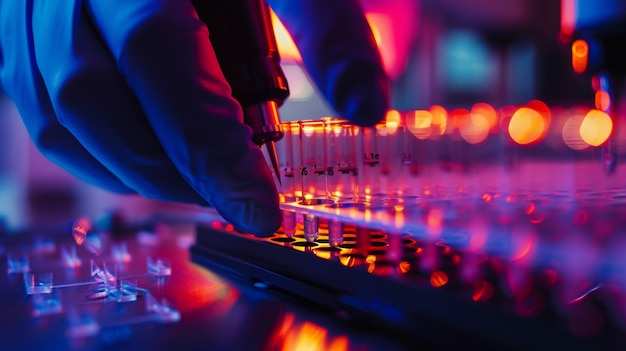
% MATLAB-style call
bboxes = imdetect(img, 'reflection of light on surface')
[595,90,611,111]
[469,225,488,250]
[278,321,350,351]
[394,211,405,229]
[508,107,545,145]
[163,263,239,314]
[525,202,535,214]
[572,39,589,74]
[529,212,546,224]
[562,114,589,150]
[339,255,357,267]
[303,193,314,205]
[430,271,448,288]
[302,125,315,137]
[270,11,301,62]
[72,216,102,256]
[512,236,535,261]
[580,109,613,146]
[328,336,350,351]
[429,105,448,136]
[472,280,494,302]
[72,216,92,246]
[460,110,490,144]
[407,110,432,139]
[364,209,372,222]
[313,249,332,260]
[398,261,411,273]
[426,208,443,237]
[277,313,296,339]
[568,284,603,304]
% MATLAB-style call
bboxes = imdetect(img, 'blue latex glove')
[0,0,389,236]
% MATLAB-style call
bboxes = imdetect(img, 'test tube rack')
[192,106,626,349]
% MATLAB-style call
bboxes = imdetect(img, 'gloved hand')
[0,0,389,236]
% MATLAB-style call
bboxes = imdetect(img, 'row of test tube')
[275,115,437,244]
[272,109,623,244]
[277,117,420,206]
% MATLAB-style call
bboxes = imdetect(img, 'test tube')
[299,120,327,242]
[324,118,359,206]
[299,120,327,204]
[395,112,421,203]
[356,120,394,208]
[324,118,359,248]
[276,122,300,238]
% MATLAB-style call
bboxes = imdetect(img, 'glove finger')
[85,0,281,236]
[0,1,133,194]
[32,0,210,206]
[267,0,390,126]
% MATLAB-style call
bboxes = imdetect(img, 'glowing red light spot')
[452,255,461,264]
[472,280,494,302]
[430,271,449,288]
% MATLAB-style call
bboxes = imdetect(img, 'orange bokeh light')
[430,271,449,288]
[406,110,433,139]
[471,103,499,132]
[580,109,613,147]
[384,109,401,135]
[429,105,448,136]
[572,39,589,74]
[508,107,546,145]
[460,109,490,144]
